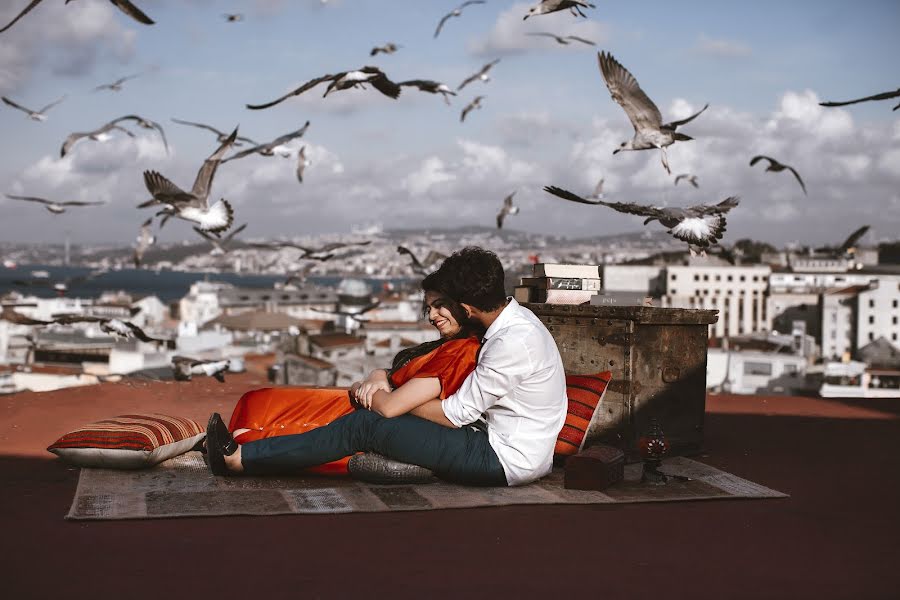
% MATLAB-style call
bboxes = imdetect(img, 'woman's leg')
[237,410,507,486]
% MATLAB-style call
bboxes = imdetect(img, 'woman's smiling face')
[424,291,462,338]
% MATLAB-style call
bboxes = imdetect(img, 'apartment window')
[744,362,773,376]
[703,275,709,282]
[869,332,875,341]
[893,333,898,341]
[740,275,746,282]
[715,275,721,282]
[869,299,875,308]
[893,316,898,325]
[671,289,677,295]
[831,330,837,340]
[694,274,700,282]
[893,300,898,308]
[727,275,733,282]
[671,274,677,281]
[869,315,875,324]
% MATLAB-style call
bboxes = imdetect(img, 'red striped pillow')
[47,414,205,469]
[555,372,612,459]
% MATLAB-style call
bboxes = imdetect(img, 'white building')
[179,281,227,326]
[707,348,808,395]
[601,265,666,296]
[857,276,900,348]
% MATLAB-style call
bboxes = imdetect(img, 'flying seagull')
[52,314,166,344]
[133,218,155,268]
[284,263,316,287]
[496,192,520,229]
[749,155,807,195]
[543,185,739,251]
[370,42,400,56]
[5,194,104,214]
[815,225,870,256]
[60,120,135,158]
[590,177,605,200]
[819,88,899,111]
[674,174,699,188]
[525,31,596,45]
[171,118,258,147]
[138,127,238,234]
[223,121,310,162]
[249,242,338,262]
[0,0,154,34]
[599,51,708,174]
[398,80,457,105]
[1,95,66,121]
[434,1,486,38]
[397,246,447,276]
[296,146,311,183]
[458,59,501,91]
[312,301,381,324]
[112,114,169,153]
[93,74,139,92]
[193,223,247,256]
[0,306,50,325]
[524,0,596,20]
[172,356,230,382]
[247,67,401,110]
[223,13,243,22]
[460,95,485,122]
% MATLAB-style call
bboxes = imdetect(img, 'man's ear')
[459,302,476,320]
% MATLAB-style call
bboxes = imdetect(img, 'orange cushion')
[554,372,612,458]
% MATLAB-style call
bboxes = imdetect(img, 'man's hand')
[356,379,391,409]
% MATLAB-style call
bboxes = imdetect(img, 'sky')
[0,0,898,247]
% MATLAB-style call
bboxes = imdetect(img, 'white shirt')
[441,298,567,486]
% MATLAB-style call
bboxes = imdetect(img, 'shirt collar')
[482,297,517,342]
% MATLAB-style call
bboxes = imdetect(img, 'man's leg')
[240,410,507,486]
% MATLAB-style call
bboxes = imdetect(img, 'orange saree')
[228,336,481,475]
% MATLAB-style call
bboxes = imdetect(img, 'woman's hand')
[356,380,391,409]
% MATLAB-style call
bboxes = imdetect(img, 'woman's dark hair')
[422,246,506,312]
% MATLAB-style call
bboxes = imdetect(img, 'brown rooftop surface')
[309,333,365,348]
[207,310,306,331]
[2,379,899,599]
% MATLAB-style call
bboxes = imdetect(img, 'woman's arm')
[367,377,442,419]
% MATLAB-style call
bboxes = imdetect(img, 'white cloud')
[402,157,456,196]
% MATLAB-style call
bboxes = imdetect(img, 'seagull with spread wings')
[171,118,258,147]
[749,155,807,195]
[223,121,310,162]
[460,95,485,122]
[675,174,699,188]
[296,146,311,183]
[815,225,870,256]
[523,0,595,20]
[112,115,168,153]
[0,306,50,326]
[434,1,486,38]
[1,0,154,34]
[52,314,166,344]
[820,88,899,111]
[60,120,135,157]
[457,59,500,91]
[93,74,140,92]
[397,246,447,276]
[133,218,155,268]
[193,223,247,256]
[496,192,520,229]
[311,300,381,324]
[370,42,401,56]
[247,67,401,110]
[2,95,66,121]
[544,185,739,251]
[223,13,243,22]
[138,128,238,234]
[525,31,596,45]
[598,51,708,175]
[172,356,230,382]
[398,80,457,104]
[5,194,104,214]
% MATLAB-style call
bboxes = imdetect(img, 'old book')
[564,444,625,491]
[590,292,654,307]
[513,285,532,303]
[532,263,600,279]
[520,277,602,291]
[532,288,595,304]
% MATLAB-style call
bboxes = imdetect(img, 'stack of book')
[515,263,654,307]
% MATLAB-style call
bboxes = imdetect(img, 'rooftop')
[1,379,897,599]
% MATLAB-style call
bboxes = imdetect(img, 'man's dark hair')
[422,246,506,312]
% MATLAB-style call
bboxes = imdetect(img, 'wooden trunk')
[524,303,718,460]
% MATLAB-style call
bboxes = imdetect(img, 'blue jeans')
[240,410,508,487]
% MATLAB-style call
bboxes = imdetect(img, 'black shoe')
[206,413,238,476]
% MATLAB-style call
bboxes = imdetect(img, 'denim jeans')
[240,409,508,486]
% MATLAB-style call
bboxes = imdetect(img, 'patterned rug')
[66,452,787,520]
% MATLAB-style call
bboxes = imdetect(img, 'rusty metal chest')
[524,303,718,459]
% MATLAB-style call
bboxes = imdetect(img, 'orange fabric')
[228,336,481,475]
[554,371,612,458]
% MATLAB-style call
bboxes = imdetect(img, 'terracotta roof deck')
[1,378,898,599]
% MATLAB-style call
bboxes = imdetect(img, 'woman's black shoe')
[205,413,238,476]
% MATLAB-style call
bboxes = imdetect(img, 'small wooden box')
[564,444,625,491]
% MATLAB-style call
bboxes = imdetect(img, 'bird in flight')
[193,223,247,256]
[398,80,457,105]
[247,67,401,110]
[171,118,258,147]
[60,119,135,158]
[370,42,401,56]
[598,51,708,174]
[51,314,167,344]
[139,128,238,234]
[172,356,230,382]
[223,13,243,22]
[2,95,66,121]
[434,1,486,39]
[543,185,739,252]
[0,305,50,326]
[93,74,140,92]
[5,194,104,214]
[458,59,501,91]
[525,31,596,46]
[749,155,807,195]
[312,301,381,324]
[133,218,155,268]
[815,225,870,257]
[111,115,169,153]
[296,146,311,183]
[460,95,485,122]
[819,88,899,111]
[674,174,699,188]
[223,121,310,162]
[523,0,596,20]
[1,0,154,34]
[397,246,447,276]
[496,192,520,229]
